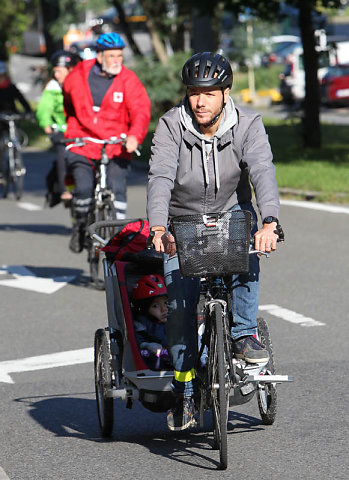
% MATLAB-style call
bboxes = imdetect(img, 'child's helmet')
[51,50,81,68]
[131,275,167,303]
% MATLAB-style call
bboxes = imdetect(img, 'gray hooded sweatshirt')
[147,96,280,228]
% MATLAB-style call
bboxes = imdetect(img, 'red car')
[320,65,349,106]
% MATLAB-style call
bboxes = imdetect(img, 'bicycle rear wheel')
[1,148,24,200]
[89,198,116,290]
[210,303,229,470]
[256,317,277,425]
[1,151,10,198]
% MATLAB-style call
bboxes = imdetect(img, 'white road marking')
[259,304,326,327]
[0,265,76,294]
[0,348,93,384]
[280,199,349,215]
[17,201,42,211]
[0,304,324,384]
[0,467,10,480]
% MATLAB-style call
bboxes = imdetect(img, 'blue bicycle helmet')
[96,33,126,51]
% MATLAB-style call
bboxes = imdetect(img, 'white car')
[280,46,330,104]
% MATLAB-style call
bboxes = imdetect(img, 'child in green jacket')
[36,50,80,205]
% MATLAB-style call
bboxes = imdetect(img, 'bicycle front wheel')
[1,148,24,200]
[210,303,229,470]
[256,317,277,425]
[12,149,24,200]
[94,328,114,437]
[89,198,116,290]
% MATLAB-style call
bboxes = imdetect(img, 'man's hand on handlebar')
[151,227,177,256]
[254,223,279,253]
[125,135,138,153]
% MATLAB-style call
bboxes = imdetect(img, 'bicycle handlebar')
[0,112,34,122]
[61,133,141,156]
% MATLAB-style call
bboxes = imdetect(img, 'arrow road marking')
[0,265,76,294]
[259,304,326,327]
[0,348,93,384]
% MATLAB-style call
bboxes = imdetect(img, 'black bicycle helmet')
[182,52,233,88]
[51,50,81,68]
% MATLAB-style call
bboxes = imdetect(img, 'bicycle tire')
[1,152,10,198]
[256,317,277,425]
[89,198,116,290]
[94,328,114,437]
[13,149,24,200]
[211,303,228,470]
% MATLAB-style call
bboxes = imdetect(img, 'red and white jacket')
[63,59,151,160]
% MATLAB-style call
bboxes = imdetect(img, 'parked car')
[261,35,301,67]
[22,30,46,56]
[69,40,97,60]
[320,65,349,106]
[279,46,331,104]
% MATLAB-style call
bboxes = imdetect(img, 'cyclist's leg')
[229,202,260,338]
[163,253,200,397]
[107,157,129,219]
[164,253,200,430]
[51,131,67,195]
[66,151,94,253]
[229,203,269,362]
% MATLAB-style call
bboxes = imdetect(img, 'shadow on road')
[14,393,264,471]
[0,223,71,236]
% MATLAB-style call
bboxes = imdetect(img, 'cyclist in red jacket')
[63,33,151,253]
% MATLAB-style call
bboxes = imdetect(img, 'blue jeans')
[164,202,260,397]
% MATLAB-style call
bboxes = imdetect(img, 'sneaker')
[69,222,85,253]
[167,396,197,431]
[232,335,269,364]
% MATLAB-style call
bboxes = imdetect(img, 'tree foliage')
[0,0,36,59]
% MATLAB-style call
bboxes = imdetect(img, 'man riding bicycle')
[63,32,151,253]
[0,60,32,177]
[147,52,282,431]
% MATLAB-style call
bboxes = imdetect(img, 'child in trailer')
[131,274,172,371]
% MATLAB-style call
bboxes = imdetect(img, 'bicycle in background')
[64,135,140,289]
[0,112,32,200]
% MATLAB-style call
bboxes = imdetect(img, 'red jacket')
[63,59,151,160]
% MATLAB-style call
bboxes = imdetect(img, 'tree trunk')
[40,0,63,59]
[298,4,321,148]
[139,0,169,65]
[111,1,143,57]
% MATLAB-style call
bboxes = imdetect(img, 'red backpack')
[102,219,149,260]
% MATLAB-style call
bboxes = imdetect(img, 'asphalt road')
[0,149,348,479]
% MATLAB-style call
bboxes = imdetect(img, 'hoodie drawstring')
[213,137,220,191]
[201,138,220,191]
[201,139,210,187]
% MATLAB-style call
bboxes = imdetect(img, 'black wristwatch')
[263,216,279,225]
[263,216,285,242]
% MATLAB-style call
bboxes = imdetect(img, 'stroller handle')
[87,218,144,244]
